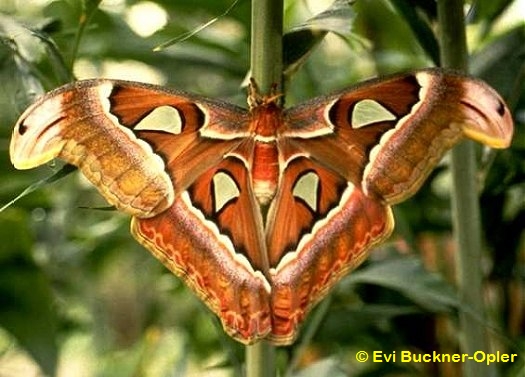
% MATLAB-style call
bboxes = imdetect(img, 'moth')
[10,69,513,345]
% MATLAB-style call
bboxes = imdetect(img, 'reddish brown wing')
[132,155,273,343]
[263,69,513,344]
[283,69,513,204]
[265,156,393,344]
[10,80,249,217]
[10,79,274,343]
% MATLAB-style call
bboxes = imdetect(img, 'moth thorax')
[252,142,279,205]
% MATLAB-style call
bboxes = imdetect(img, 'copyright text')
[354,350,519,365]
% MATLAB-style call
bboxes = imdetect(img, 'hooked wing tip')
[460,79,514,149]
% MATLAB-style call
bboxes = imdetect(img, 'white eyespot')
[178,192,272,293]
[271,181,358,275]
[213,171,241,213]
[292,171,319,212]
[352,99,396,128]
[134,105,183,134]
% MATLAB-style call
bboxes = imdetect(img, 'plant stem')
[245,0,283,376]
[436,2,494,377]
[250,0,284,94]
[246,341,276,377]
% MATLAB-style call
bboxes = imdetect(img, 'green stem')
[250,0,284,94]
[245,0,283,376]
[246,341,276,377]
[437,2,494,377]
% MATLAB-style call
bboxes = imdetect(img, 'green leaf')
[467,0,516,25]
[0,13,71,94]
[342,256,459,312]
[0,210,58,376]
[389,0,440,65]
[1,164,77,213]
[289,0,356,36]
[284,0,357,75]
[283,29,327,78]
[352,0,431,74]
[471,25,525,99]
[315,303,423,344]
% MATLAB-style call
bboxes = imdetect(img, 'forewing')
[283,69,513,204]
[10,79,248,217]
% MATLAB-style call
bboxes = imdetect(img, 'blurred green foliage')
[0,0,523,376]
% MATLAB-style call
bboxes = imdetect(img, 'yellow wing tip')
[459,77,515,149]
[463,130,513,149]
[10,140,62,170]
[462,118,514,149]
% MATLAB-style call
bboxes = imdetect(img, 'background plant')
[0,0,523,376]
